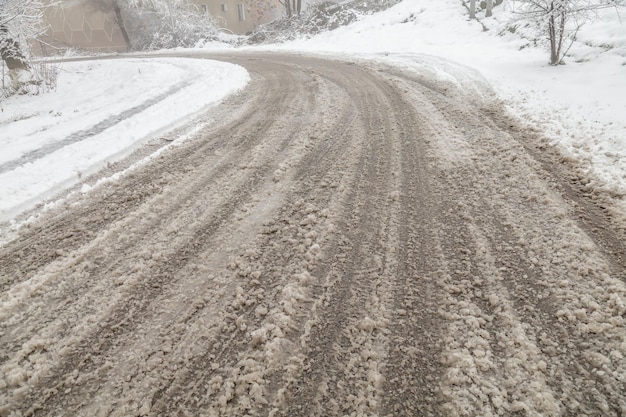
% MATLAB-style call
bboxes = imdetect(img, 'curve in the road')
[0,53,625,417]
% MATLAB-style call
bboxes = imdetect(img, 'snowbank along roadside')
[0,57,249,232]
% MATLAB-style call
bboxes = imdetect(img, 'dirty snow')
[1,0,623,237]
[268,0,626,213]
[1,50,625,416]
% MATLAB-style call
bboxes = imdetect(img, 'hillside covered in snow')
[271,0,626,216]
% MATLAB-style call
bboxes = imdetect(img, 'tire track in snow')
[0,61,299,358]
[0,58,318,415]
[378,84,446,416]
[0,58,299,289]
[1,53,625,417]
[275,65,401,417]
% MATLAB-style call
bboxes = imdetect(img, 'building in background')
[193,1,252,34]
[36,0,279,55]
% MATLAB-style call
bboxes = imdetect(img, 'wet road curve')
[1,53,625,416]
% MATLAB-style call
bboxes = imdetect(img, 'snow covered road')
[1,53,625,416]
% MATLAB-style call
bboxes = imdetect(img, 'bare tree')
[0,0,48,92]
[82,0,219,51]
[0,24,29,73]
[88,0,131,50]
[514,0,622,65]
[110,0,131,50]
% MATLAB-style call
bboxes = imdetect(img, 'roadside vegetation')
[1,0,624,98]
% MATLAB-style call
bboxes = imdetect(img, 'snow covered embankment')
[272,0,626,217]
[0,58,250,224]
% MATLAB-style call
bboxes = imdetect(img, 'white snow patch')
[0,57,249,225]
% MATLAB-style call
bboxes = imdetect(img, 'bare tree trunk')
[0,24,33,90]
[469,0,476,19]
[547,1,567,65]
[486,0,493,17]
[111,0,131,51]
[555,5,566,63]
[548,11,558,64]
[284,0,292,18]
[165,0,178,47]
[0,25,30,72]
[286,0,300,16]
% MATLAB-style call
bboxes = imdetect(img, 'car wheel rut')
[1,53,625,417]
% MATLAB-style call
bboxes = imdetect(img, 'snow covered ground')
[269,0,626,213]
[0,58,249,225]
[0,0,624,237]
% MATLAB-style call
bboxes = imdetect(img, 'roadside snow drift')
[0,58,249,222]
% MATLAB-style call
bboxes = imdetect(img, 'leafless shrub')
[31,60,61,93]
[0,58,60,97]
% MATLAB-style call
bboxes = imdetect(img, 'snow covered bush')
[249,4,358,43]
[249,0,401,44]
